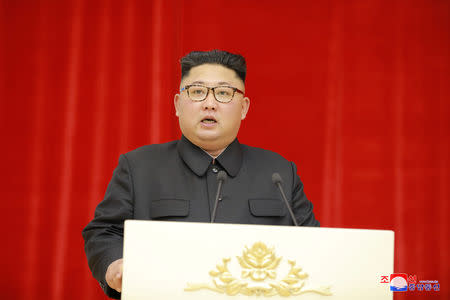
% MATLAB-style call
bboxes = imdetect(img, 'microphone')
[211,170,227,223]
[272,173,299,226]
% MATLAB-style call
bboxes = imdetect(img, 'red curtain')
[1,0,448,299]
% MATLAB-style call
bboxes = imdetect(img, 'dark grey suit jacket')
[82,136,319,299]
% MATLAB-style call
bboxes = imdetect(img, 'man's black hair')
[180,50,246,83]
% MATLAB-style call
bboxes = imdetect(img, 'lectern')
[122,221,394,300]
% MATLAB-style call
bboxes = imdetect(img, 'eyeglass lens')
[187,86,234,102]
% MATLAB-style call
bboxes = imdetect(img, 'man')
[82,50,319,299]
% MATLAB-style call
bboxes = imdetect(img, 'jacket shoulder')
[241,144,292,166]
[122,140,178,162]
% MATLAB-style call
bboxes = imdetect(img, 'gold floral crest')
[185,242,332,297]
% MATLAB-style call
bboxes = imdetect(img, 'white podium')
[122,221,394,300]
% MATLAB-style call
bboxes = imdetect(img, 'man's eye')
[217,89,232,96]
[191,89,204,94]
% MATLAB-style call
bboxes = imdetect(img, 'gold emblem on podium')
[185,242,332,297]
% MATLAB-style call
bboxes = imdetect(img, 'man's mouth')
[201,118,217,124]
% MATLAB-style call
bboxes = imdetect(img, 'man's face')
[174,64,250,153]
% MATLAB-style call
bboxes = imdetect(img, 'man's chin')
[196,133,221,142]
[191,132,231,149]
[192,128,220,140]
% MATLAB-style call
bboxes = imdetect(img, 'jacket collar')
[177,135,243,177]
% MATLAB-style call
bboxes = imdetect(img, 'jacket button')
[212,167,218,173]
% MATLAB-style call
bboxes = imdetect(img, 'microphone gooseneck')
[211,171,227,223]
[272,172,299,226]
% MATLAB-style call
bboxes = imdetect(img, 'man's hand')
[105,258,123,292]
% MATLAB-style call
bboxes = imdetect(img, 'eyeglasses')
[180,84,244,103]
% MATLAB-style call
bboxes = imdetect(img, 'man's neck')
[182,134,231,158]
[202,147,226,159]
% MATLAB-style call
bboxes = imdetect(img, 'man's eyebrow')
[217,81,232,86]
[190,81,205,85]
[189,81,233,86]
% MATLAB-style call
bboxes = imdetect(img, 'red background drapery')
[1,1,448,299]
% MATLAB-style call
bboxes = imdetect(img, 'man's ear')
[174,94,180,117]
[241,97,250,120]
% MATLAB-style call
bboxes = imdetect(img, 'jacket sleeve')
[82,154,134,299]
[290,162,320,227]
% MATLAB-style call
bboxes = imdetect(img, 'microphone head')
[217,170,228,181]
[272,172,283,184]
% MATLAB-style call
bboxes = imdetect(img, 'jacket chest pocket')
[150,199,189,219]
[248,199,286,217]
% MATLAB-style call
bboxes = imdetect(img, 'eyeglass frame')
[180,84,245,103]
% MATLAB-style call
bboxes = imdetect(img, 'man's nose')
[202,89,217,110]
